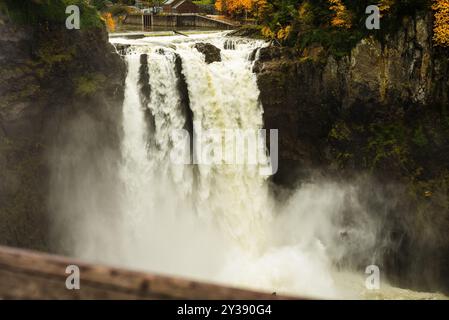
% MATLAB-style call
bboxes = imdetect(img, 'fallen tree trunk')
[0,245,294,300]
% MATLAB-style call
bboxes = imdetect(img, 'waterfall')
[48,31,394,299]
[46,32,446,300]
[106,32,341,298]
[107,33,341,299]
[117,33,273,259]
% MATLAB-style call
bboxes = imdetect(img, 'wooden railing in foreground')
[0,245,293,300]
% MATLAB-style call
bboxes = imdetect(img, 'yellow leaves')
[432,0,449,47]
[101,12,115,32]
[261,25,275,39]
[378,0,395,13]
[277,25,291,41]
[328,0,352,29]
[378,0,395,18]
[261,25,291,42]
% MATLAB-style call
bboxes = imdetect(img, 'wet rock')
[255,12,449,293]
[173,53,193,135]
[0,10,126,251]
[114,44,130,56]
[139,54,151,105]
[227,27,263,39]
[224,39,235,50]
[256,13,449,185]
[194,42,221,64]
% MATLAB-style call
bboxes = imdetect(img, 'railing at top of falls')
[0,245,298,299]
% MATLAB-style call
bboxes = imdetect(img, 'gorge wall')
[255,13,449,292]
[1,1,448,296]
[0,11,125,252]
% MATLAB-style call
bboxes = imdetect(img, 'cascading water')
[108,32,340,298]
[49,32,446,300]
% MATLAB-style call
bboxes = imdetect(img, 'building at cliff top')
[162,0,199,14]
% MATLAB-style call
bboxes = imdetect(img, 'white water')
[49,32,446,299]
[109,33,348,298]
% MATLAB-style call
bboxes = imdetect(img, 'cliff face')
[0,12,126,251]
[256,13,448,181]
[255,13,449,292]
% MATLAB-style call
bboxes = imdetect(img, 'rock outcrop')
[194,42,222,64]
[0,12,126,252]
[254,13,449,292]
[255,13,448,183]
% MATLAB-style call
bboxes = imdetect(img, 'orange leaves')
[101,13,115,32]
[241,0,253,11]
[215,0,253,16]
[215,0,223,12]
[432,0,449,47]
[328,0,352,29]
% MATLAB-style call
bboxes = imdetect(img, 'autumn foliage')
[432,0,449,47]
[215,0,253,17]
[378,0,395,13]
[102,12,116,32]
[215,0,449,49]
[328,0,352,28]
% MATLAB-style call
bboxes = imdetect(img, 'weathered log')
[0,246,295,300]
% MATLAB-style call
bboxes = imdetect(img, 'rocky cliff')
[0,11,126,251]
[254,13,449,292]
